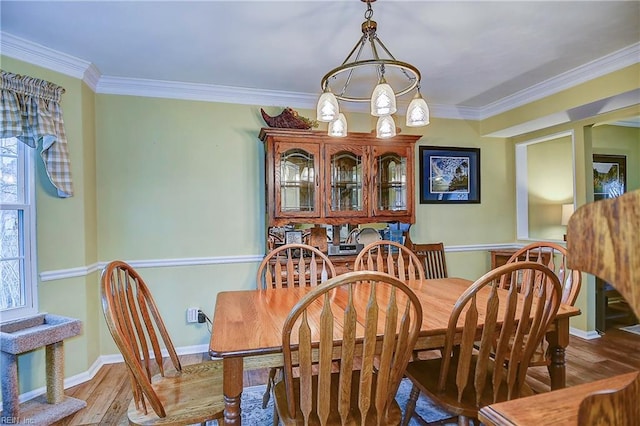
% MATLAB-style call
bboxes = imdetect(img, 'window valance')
[0,70,73,197]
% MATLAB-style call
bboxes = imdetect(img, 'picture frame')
[284,230,303,245]
[593,154,626,201]
[419,146,481,204]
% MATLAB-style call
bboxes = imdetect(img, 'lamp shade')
[371,81,397,116]
[561,203,575,225]
[376,115,396,139]
[316,90,339,122]
[328,113,348,137]
[406,92,430,127]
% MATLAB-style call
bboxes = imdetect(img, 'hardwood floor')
[52,328,639,425]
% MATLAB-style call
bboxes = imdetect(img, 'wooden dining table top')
[209,276,581,425]
[209,277,580,358]
[478,370,639,425]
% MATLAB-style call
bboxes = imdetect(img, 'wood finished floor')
[52,327,640,425]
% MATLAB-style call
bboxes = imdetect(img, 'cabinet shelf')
[281,182,315,188]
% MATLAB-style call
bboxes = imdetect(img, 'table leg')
[223,357,244,425]
[546,316,569,390]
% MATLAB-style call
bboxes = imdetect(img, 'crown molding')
[0,32,92,81]
[479,42,640,119]
[95,75,315,108]
[82,63,101,92]
[2,30,637,122]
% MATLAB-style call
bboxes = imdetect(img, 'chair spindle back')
[257,243,337,290]
[440,261,562,405]
[411,242,448,279]
[280,271,423,424]
[355,240,425,282]
[101,260,180,418]
[505,241,582,305]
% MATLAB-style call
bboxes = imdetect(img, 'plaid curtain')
[0,70,73,197]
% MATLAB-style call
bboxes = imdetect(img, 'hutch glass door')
[275,142,320,218]
[325,146,367,218]
[372,146,411,216]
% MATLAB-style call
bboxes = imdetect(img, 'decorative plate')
[356,228,382,246]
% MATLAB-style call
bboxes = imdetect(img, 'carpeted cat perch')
[0,314,86,425]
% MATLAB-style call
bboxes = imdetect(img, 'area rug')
[208,377,452,425]
[620,324,640,336]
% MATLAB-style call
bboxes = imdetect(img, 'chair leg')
[457,415,470,426]
[272,405,280,426]
[263,367,278,409]
[402,383,421,426]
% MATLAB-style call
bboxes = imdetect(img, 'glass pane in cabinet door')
[280,149,315,212]
[377,154,407,211]
[331,151,363,211]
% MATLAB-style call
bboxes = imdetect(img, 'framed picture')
[593,154,626,201]
[419,146,480,204]
[284,230,303,245]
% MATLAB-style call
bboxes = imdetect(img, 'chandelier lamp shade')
[316,0,430,138]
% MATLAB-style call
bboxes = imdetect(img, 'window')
[1,137,37,321]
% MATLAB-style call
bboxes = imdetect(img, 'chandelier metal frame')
[319,0,422,103]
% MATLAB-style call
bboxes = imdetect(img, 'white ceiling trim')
[1,31,637,122]
[1,32,91,83]
[480,43,640,119]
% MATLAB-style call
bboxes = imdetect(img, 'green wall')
[511,105,640,331]
[2,56,99,394]
[526,134,574,240]
[593,124,640,192]
[1,53,638,397]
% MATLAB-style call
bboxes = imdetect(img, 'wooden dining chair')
[100,260,224,426]
[257,243,338,410]
[502,241,582,367]
[402,261,562,426]
[256,243,337,290]
[503,241,582,306]
[577,372,640,425]
[273,270,423,425]
[354,240,425,282]
[568,190,640,424]
[411,242,448,279]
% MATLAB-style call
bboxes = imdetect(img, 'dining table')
[478,370,639,425]
[209,277,581,425]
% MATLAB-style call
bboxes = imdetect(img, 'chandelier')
[316,0,430,138]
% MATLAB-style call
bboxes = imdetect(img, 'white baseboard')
[13,328,600,405]
[14,344,209,404]
[570,327,601,340]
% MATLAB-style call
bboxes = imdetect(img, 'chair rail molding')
[38,244,526,282]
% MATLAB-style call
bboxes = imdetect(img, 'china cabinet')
[259,128,420,227]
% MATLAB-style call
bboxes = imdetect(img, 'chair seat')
[500,335,549,367]
[404,355,535,419]
[528,343,548,366]
[127,360,225,426]
[273,370,402,425]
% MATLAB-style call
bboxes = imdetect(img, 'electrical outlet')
[187,307,199,323]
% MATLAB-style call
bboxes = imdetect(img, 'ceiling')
[1,1,639,120]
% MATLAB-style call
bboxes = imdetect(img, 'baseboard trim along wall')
[15,344,210,404]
